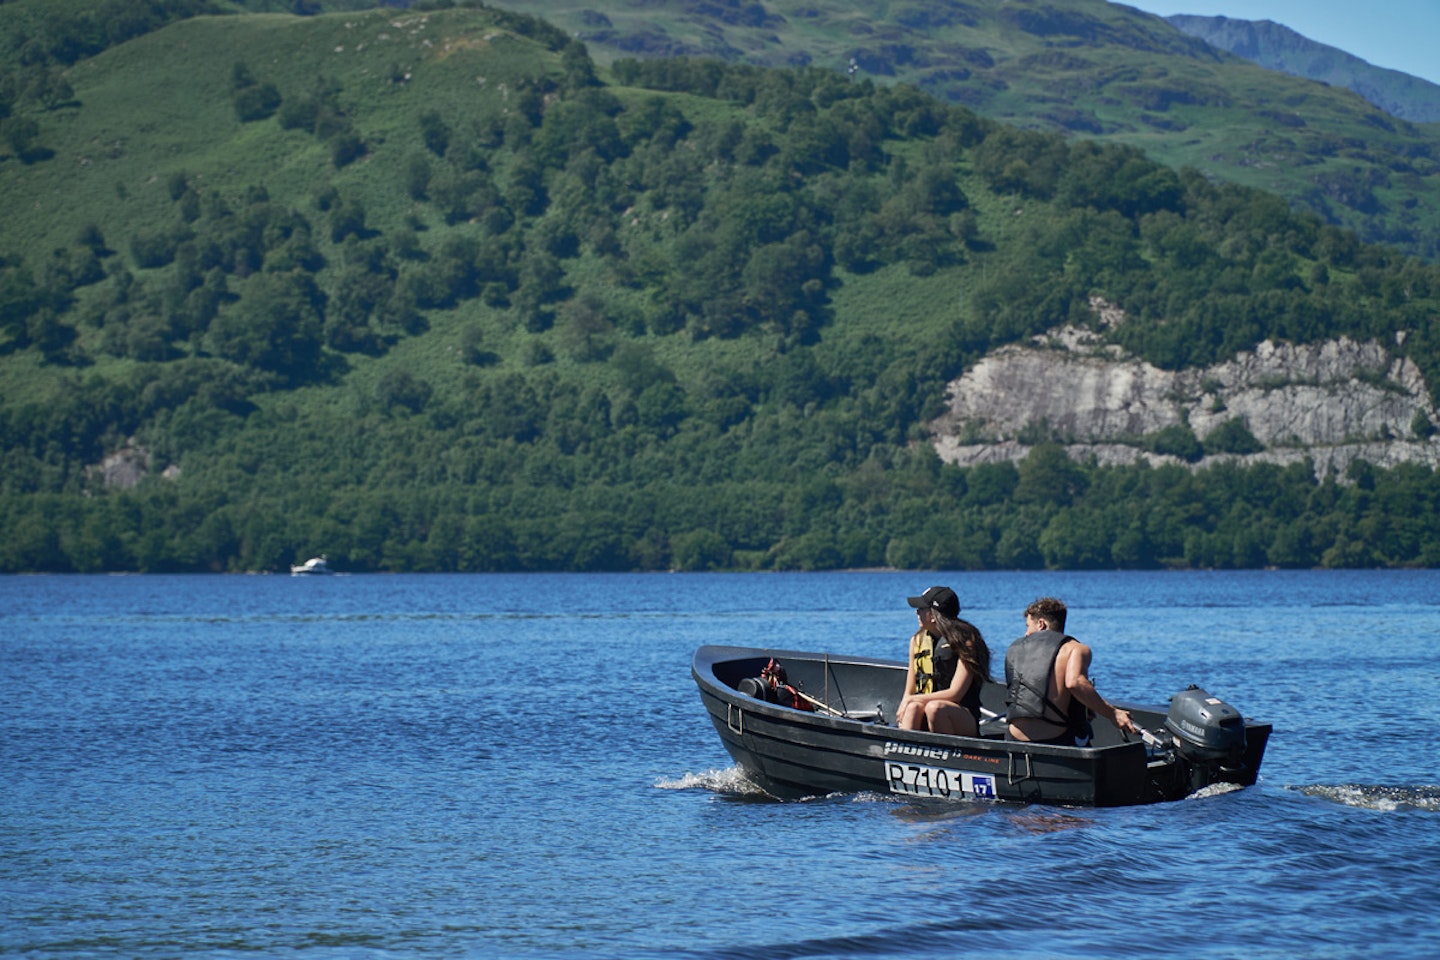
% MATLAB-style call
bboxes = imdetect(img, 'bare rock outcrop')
[89,442,180,489]
[929,309,1440,476]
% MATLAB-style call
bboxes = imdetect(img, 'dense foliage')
[493,0,1440,263]
[6,443,1440,572]
[3,6,1440,573]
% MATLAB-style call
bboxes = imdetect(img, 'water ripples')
[1298,783,1440,812]
[6,571,1440,959]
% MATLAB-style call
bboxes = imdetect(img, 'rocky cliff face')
[928,302,1440,476]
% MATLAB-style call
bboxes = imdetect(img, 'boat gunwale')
[693,644,1271,806]
[693,643,1160,760]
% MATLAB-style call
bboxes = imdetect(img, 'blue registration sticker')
[886,762,997,800]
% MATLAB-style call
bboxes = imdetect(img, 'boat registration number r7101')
[886,762,996,800]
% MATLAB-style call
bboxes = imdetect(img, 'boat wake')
[655,766,770,797]
[1185,781,1246,800]
[1297,783,1440,812]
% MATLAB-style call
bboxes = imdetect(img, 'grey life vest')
[1004,629,1075,726]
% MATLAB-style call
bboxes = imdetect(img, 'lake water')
[3,570,1438,959]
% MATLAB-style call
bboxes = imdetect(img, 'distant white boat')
[290,556,332,575]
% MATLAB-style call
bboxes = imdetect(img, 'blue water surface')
[3,570,1439,958]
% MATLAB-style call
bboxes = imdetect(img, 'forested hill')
[8,1,1440,259]
[3,3,1440,574]
[486,0,1440,263]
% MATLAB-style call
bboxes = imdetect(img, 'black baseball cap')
[907,585,960,618]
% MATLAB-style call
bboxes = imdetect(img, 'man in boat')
[897,586,992,736]
[1004,597,1136,746]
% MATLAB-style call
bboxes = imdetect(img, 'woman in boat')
[897,586,993,736]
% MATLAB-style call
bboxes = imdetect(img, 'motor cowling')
[736,660,814,712]
[1164,685,1246,765]
[738,676,777,702]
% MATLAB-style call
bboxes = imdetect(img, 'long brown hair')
[931,610,992,683]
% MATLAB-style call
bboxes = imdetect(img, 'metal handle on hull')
[727,703,744,735]
[1007,749,1034,785]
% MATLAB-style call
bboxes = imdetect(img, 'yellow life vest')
[912,630,937,694]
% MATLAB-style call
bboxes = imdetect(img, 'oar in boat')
[792,688,848,717]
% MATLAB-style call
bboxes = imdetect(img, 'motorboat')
[692,645,1270,806]
[289,556,332,575]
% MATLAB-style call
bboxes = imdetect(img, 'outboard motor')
[738,676,777,703]
[1165,685,1247,789]
[736,659,814,712]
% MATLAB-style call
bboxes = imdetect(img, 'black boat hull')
[692,645,1271,807]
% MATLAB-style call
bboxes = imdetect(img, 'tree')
[233,83,281,123]
[374,369,432,415]
[635,381,687,436]
[0,257,47,348]
[206,271,325,380]
[418,111,450,157]
[329,132,365,168]
[1203,418,1264,456]
[2,117,46,162]
[404,154,432,201]
[1014,444,1088,506]
[1039,508,1115,569]
[671,528,731,571]
[1147,423,1203,462]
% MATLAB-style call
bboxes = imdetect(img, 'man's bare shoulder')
[1058,637,1092,664]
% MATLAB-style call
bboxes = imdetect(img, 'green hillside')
[491,0,1440,262]
[3,4,1440,573]
[9,1,1440,258]
[1167,14,1440,125]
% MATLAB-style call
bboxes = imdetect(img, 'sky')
[1117,0,1440,86]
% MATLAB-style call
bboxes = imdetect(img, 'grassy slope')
[11,11,511,254]
[2,10,539,418]
[0,5,1419,400]
[10,0,1437,257]
[490,0,1440,259]
[3,2,1428,418]
[0,7,957,446]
